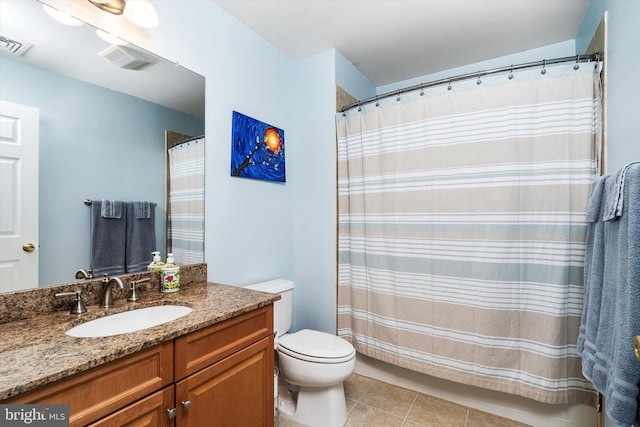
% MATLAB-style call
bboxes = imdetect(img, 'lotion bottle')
[147,251,164,272]
[161,252,180,293]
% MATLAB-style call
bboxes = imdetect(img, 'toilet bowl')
[277,329,355,426]
[244,280,356,427]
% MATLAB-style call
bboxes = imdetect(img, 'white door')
[0,100,39,292]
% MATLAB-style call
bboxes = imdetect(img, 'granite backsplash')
[0,263,207,324]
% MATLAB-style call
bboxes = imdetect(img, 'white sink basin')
[66,305,192,338]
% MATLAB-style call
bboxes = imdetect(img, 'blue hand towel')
[578,163,640,426]
[133,201,151,219]
[100,199,123,219]
[91,200,126,276]
[125,201,156,273]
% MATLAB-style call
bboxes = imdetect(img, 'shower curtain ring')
[508,65,514,80]
[574,55,580,70]
[420,86,424,96]
[447,80,452,91]
[375,97,380,107]
[476,73,482,85]
[541,59,547,75]
[396,91,401,102]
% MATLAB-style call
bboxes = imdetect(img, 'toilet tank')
[245,279,293,339]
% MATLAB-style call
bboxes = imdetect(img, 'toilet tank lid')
[244,279,293,293]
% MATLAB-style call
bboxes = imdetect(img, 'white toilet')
[245,279,356,427]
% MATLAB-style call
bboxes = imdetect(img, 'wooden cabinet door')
[175,336,274,427]
[87,386,174,427]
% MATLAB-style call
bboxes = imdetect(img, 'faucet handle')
[127,285,140,302]
[127,278,150,302]
[55,290,87,314]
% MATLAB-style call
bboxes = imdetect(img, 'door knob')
[166,408,177,419]
[22,243,35,252]
[634,336,640,362]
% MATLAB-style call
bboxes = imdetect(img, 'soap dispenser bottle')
[161,252,180,293]
[148,251,164,272]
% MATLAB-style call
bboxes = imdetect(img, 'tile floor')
[278,373,530,427]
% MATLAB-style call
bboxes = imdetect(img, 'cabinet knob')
[167,408,177,419]
[181,400,192,411]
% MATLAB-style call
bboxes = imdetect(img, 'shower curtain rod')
[341,53,601,113]
[174,134,205,146]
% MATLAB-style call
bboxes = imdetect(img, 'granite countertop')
[0,281,279,400]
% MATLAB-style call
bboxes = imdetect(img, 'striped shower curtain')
[336,63,602,405]
[168,137,205,265]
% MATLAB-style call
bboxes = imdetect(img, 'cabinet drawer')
[175,305,273,379]
[87,386,174,427]
[6,341,173,427]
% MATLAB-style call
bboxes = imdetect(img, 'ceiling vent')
[98,45,153,70]
[0,35,33,57]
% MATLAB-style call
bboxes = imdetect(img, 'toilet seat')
[277,329,355,364]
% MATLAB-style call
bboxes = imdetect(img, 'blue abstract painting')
[230,111,285,182]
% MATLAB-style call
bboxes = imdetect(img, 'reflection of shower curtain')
[168,137,205,265]
[336,63,601,405]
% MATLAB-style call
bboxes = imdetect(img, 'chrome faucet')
[75,268,94,280]
[100,274,125,308]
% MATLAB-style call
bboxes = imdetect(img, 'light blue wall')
[335,51,376,101]
[292,50,338,333]
[131,2,298,292]
[141,2,336,335]
[199,5,297,290]
[139,3,369,337]
[577,0,640,174]
[1,57,203,286]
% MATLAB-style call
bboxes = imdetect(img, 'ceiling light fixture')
[87,0,125,15]
[123,0,159,28]
[42,4,85,27]
[87,0,159,28]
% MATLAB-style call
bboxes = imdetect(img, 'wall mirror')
[0,0,205,291]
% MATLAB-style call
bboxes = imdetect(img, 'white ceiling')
[213,0,590,86]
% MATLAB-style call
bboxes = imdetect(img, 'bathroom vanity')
[0,274,278,427]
